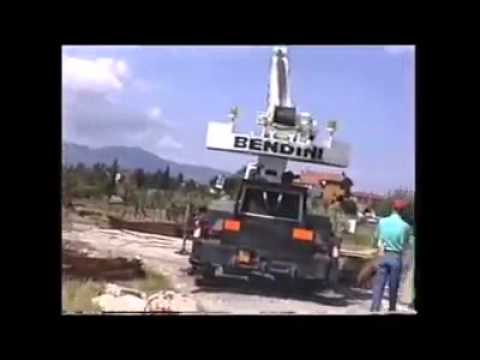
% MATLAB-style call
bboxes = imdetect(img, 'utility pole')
[176,202,191,255]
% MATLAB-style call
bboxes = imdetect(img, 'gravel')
[63,225,416,315]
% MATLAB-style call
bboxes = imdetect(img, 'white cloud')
[157,135,183,149]
[148,107,162,119]
[62,56,130,95]
[62,54,185,162]
[63,55,174,151]
[384,46,415,55]
[153,45,270,56]
[146,106,177,130]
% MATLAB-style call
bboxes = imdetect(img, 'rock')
[145,290,198,314]
[104,283,146,299]
[105,284,123,297]
[174,283,186,291]
[92,283,149,312]
[109,195,124,204]
[92,294,147,312]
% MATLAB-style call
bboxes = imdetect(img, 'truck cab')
[190,180,334,284]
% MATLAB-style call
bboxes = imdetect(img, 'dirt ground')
[62,211,416,315]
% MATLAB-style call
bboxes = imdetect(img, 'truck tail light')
[224,219,241,232]
[293,228,314,242]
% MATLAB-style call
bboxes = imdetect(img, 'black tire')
[297,279,319,293]
[194,265,216,286]
[326,258,340,289]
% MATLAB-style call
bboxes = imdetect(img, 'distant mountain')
[62,142,230,184]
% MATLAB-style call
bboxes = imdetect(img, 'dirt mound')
[63,245,146,281]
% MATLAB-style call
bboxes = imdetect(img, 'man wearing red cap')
[370,199,412,312]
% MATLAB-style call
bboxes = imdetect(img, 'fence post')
[176,203,191,255]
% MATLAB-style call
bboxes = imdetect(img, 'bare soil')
[62,208,416,315]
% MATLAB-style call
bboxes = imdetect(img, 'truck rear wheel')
[194,265,217,286]
[297,279,319,293]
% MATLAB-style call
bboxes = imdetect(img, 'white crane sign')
[206,46,351,184]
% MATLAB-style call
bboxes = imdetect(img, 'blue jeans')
[370,252,403,312]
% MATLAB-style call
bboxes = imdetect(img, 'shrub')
[374,188,414,225]
[341,198,358,216]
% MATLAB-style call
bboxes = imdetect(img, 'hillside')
[63,143,230,184]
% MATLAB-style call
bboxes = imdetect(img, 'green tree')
[144,171,156,188]
[134,168,146,188]
[107,158,119,196]
[92,162,109,195]
[151,169,162,189]
[374,188,414,225]
[341,198,358,216]
[209,176,217,189]
[75,162,86,174]
[185,179,197,192]
[177,172,184,187]
[62,165,78,206]
[221,167,245,197]
[162,166,171,190]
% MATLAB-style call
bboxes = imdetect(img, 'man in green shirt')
[328,195,347,238]
[370,199,412,312]
[326,195,347,290]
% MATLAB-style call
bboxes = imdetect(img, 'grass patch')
[62,279,103,314]
[62,270,172,314]
[118,271,172,295]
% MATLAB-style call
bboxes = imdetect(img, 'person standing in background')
[326,195,347,291]
[370,199,412,312]
[188,206,210,275]
[133,169,147,219]
[340,172,354,198]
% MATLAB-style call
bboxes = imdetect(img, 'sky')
[62,45,415,194]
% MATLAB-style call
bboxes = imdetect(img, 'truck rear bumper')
[190,241,331,281]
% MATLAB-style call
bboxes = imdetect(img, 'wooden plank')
[340,248,377,259]
[63,248,145,280]
[107,215,186,237]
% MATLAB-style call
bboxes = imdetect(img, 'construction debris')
[91,283,148,312]
[77,209,105,217]
[91,283,199,313]
[109,195,124,204]
[105,283,147,299]
[92,294,147,312]
[63,243,146,280]
[108,215,184,237]
[63,239,98,255]
[145,290,198,314]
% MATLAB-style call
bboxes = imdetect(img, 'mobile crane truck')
[189,47,351,289]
